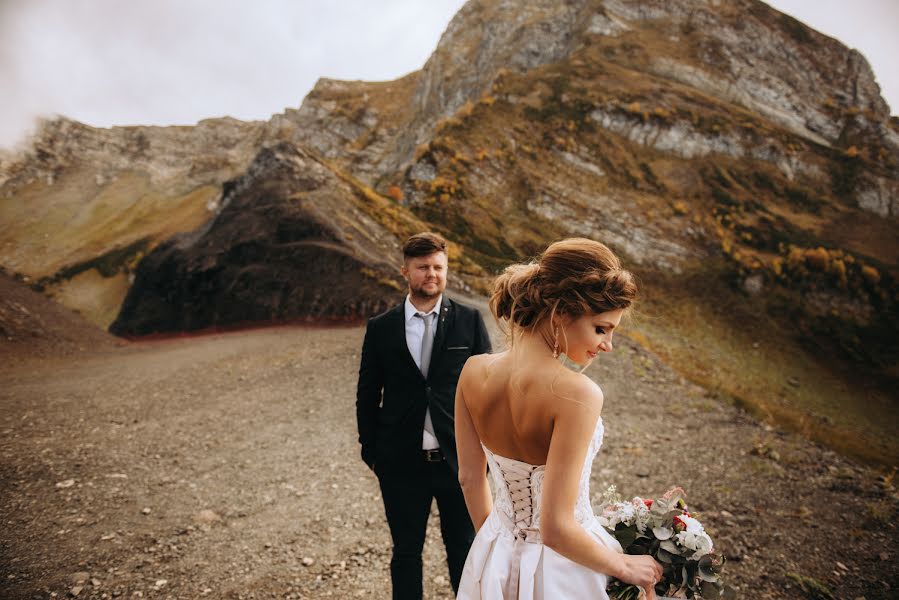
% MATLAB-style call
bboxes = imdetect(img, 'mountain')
[1,0,896,463]
[0,116,268,327]
[0,269,120,363]
[108,143,418,335]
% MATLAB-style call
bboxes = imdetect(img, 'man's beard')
[410,281,443,300]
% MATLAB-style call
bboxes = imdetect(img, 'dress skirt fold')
[457,510,622,600]
[458,417,618,599]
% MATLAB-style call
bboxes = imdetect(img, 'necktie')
[415,312,434,378]
[415,312,436,439]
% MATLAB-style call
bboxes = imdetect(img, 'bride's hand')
[618,554,662,597]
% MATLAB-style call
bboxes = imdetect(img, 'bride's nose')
[599,340,613,352]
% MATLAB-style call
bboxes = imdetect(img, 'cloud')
[0,0,895,149]
[0,0,466,147]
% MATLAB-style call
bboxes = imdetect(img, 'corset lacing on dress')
[497,460,542,543]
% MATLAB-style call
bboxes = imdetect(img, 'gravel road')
[1,314,896,599]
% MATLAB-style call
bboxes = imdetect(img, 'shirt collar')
[404,294,443,322]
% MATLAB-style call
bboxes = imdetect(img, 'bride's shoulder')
[551,370,604,416]
[462,351,498,369]
[459,351,502,380]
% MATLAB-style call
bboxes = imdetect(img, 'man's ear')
[400,264,409,278]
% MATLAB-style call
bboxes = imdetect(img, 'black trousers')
[376,454,475,600]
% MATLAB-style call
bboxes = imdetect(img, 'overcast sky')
[0,0,896,150]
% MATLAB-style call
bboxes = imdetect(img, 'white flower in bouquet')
[600,501,634,529]
[599,497,651,531]
[631,497,652,533]
[674,515,714,560]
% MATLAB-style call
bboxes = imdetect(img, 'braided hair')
[489,238,637,335]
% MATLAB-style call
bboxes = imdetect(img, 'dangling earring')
[552,326,560,359]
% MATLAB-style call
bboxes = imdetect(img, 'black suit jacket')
[356,296,492,475]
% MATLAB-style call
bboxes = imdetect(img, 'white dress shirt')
[404,294,442,450]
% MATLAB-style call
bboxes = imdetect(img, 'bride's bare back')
[459,349,596,465]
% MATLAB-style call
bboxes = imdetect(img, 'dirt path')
[1,320,896,599]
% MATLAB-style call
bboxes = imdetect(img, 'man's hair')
[402,232,447,260]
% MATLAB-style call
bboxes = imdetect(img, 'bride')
[454,238,662,599]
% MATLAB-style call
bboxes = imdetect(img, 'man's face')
[401,251,448,300]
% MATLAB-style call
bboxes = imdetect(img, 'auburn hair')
[489,238,637,331]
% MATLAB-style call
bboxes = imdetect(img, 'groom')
[356,232,492,599]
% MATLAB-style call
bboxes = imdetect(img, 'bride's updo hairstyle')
[489,238,637,335]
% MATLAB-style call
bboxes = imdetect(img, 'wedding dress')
[457,416,622,599]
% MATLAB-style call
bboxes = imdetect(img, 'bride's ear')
[554,313,575,336]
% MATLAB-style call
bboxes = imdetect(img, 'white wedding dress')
[457,416,622,599]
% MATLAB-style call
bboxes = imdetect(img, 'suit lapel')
[428,298,454,378]
[391,304,424,379]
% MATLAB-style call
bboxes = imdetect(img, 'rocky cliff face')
[1,0,896,363]
[0,116,272,326]
[109,143,411,336]
[281,0,896,194]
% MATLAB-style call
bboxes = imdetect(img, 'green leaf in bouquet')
[684,544,702,559]
[656,548,674,564]
[650,498,670,516]
[639,538,656,552]
[661,563,679,584]
[653,525,674,540]
[698,568,719,583]
[700,580,721,599]
[698,553,725,578]
[625,542,650,555]
[659,539,679,554]
[609,582,642,600]
[615,523,639,546]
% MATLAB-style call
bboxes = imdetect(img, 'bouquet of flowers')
[599,486,734,600]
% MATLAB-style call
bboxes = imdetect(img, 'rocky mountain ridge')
[282,0,897,189]
[1,116,268,194]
